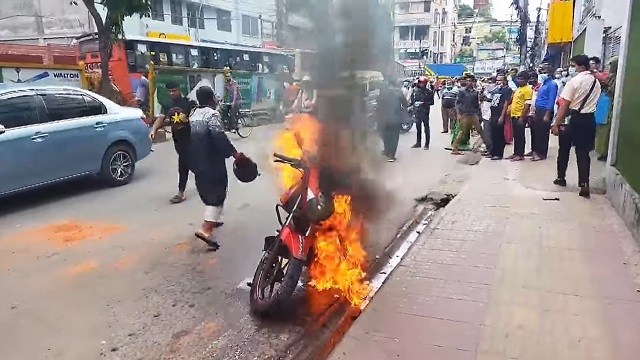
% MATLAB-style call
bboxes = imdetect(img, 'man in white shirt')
[551,54,602,199]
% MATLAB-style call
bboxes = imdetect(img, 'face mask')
[539,74,549,82]
[568,67,577,76]
[555,73,562,79]
[562,71,568,77]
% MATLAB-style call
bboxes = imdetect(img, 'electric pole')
[518,0,529,69]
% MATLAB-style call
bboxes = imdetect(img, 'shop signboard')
[0,67,81,87]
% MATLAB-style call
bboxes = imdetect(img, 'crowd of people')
[382,54,616,199]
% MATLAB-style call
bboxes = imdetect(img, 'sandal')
[169,194,186,204]
[194,232,221,250]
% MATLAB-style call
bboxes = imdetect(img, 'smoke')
[302,0,395,221]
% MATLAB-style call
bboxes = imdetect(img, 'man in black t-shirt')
[150,81,197,203]
[488,75,513,160]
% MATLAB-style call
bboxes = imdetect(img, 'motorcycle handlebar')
[273,153,301,165]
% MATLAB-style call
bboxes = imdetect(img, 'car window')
[0,95,41,129]
[83,95,107,116]
[40,93,103,121]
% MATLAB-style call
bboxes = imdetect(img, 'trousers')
[415,109,431,147]
[556,113,596,186]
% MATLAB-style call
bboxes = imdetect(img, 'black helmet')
[233,158,258,183]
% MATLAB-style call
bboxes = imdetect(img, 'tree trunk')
[98,28,113,96]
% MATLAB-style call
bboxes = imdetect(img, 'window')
[187,3,205,29]
[396,3,409,14]
[198,7,205,29]
[0,96,40,129]
[409,2,424,13]
[440,30,445,45]
[399,26,411,40]
[170,0,183,26]
[424,1,431,12]
[151,0,164,21]
[242,15,260,37]
[442,10,447,24]
[217,9,232,32]
[414,25,428,40]
[170,45,188,66]
[40,93,98,121]
[434,10,439,24]
[83,96,107,116]
[187,3,198,28]
[433,31,438,46]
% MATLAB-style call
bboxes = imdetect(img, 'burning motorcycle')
[249,152,336,315]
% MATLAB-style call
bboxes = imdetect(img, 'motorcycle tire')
[249,247,304,316]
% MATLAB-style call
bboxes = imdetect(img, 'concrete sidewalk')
[329,157,640,360]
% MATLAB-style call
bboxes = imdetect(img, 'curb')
[282,202,443,360]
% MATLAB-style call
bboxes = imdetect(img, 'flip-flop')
[169,195,186,204]
[195,232,221,250]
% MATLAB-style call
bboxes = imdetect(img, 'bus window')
[134,42,151,71]
[248,52,260,72]
[189,47,202,68]
[170,45,188,67]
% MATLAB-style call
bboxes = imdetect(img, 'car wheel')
[100,143,136,187]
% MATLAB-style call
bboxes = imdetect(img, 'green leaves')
[79,0,151,38]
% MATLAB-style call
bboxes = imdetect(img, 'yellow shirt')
[510,85,534,117]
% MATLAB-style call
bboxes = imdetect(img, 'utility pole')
[518,0,529,69]
[275,0,285,46]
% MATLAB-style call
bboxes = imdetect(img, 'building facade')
[394,0,457,64]
[0,0,94,44]
[606,0,640,244]
[572,0,628,64]
[115,0,277,47]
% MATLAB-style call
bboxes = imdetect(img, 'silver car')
[0,85,152,196]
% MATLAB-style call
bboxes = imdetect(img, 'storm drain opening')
[282,192,458,360]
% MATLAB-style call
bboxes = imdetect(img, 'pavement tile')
[330,154,640,360]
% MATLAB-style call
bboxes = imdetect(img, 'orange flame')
[274,114,370,307]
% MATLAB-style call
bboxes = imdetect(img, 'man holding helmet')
[189,85,255,249]
[410,76,435,150]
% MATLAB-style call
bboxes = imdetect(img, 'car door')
[37,91,110,179]
[0,92,51,195]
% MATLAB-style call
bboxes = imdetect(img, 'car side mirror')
[0,124,5,135]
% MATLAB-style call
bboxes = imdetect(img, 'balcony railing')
[395,13,432,26]
[395,40,430,49]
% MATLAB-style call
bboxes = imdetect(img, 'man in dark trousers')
[531,64,559,161]
[552,54,601,198]
[411,76,435,150]
[488,75,513,160]
[150,82,197,204]
[377,77,409,162]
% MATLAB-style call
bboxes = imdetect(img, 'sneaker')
[553,178,567,187]
[411,143,421,148]
[579,186,591,199]
[387,157,396,162]
[423,145,429,150]
[491,156,503,160]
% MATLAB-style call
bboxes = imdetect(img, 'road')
[0,112,469,360]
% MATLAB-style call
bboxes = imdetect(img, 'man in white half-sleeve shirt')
[551,54,601,199]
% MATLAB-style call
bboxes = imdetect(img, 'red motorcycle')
[249,152,335,315]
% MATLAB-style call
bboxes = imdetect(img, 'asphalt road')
[0,109,468,360]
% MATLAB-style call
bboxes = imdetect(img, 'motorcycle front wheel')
[249,242,304,316]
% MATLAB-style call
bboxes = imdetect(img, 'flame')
[274,114,370,307]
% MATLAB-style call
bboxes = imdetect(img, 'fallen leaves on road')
[6,221,123,248]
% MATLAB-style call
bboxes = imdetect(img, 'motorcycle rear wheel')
[249,242,304,316]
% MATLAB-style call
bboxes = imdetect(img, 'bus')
[76,33,296,106]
